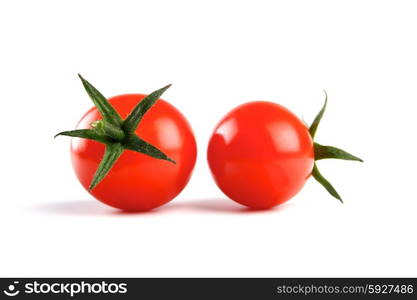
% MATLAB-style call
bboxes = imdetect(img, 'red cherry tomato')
[71,94,197,211]
[207,101,314,209]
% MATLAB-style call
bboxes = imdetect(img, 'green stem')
[91,120,125,141]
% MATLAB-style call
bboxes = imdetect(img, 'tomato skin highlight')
[207,101,314,209]
[71,94,197,211]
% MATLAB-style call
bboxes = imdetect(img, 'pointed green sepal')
[78,74,123,127]
[123,134,176,164]
[314,143,363,162]
[54,129,110,144]
[309,91,362,202]
[309,90,327,138]
[89,143,124,190]
[312,164,343,203]
[122,84,172,133]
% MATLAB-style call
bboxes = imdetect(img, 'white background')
[1,0,416,277]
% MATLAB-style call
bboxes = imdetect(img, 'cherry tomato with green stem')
[207,93,362,209]
[56,75,197,211]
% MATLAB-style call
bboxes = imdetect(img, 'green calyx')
[91,120,125,141]
[55,74,175,190]
[309,91,363,202]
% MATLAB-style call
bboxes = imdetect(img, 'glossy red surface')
[207,101,314,209]
[71,94,197,211]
